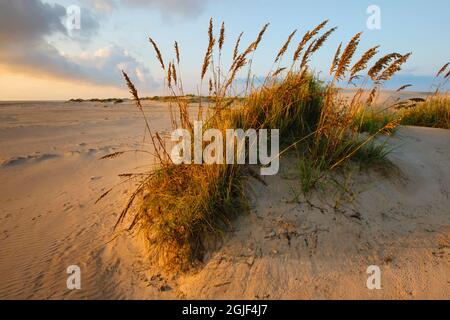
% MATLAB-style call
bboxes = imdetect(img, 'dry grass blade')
[393,101,411,109]
[95,188,113,204]
[409,97,426,103]
[118,173,137,178]
[334,32,363,81]
[300,39,318,69]
[311,27,337,53]
[122,71,163,164]
[273,67,287,77]
[123,71,139,102]
[377,53,412,81]
[445,70,450,79]
[436,62,449,77]
[114,182,145,230]
[208,17,214,44]
[201,18,215,80]
[396,84,412,92]
[310,19,329,38]
[174,41,180,64]
[229,24,268,74]
[100,151,126,160]
[366,85,379,106]
[241,23,270,58]
[252,23,270,51]
[368,53,402,81]
[167,62,172,87]
[293,20,328,62]
[349,45,379,83]
[219,21,225,51]
[209,78,213,93]
[100,150,154,160]
[171,62,177,85]
[275,29,297,63]
[224,54,247,91]
[330,42,342,75]
[232,32,243,62]
[149,37,165,70]
[293,32,309,62]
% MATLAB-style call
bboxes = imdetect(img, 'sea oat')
[377,53,412,81]
[293,20,328,62]
[174,41,180,64]
[172,63,178,85]
[275,29,297,63]
[232,32,244,62]
[348,45,379,83]
[201,19,216,80]
[368,53,402,81]
[311,27,337,53]
[396,84,413,92]
[149,37,165,70]
[219,22,225,51]
[436,62,449,77]
[334,32,363,81]
[330,42,342,75]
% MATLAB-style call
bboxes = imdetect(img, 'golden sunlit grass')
[97,19,449,271]
[400,94,450,129]
[357,63,450,132]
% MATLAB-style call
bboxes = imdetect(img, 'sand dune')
[176,126,450,299]
[0,100,448,299]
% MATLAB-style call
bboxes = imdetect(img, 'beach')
[0,100,448,299]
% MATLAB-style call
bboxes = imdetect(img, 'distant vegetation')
[400,94,449,129]
[67,95,245,105]
[67,98,125,104]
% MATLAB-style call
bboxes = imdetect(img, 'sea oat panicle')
[334,32,363,81]
[149,37,165,70]
[275,29,297,63]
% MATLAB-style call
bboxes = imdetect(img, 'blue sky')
[0,0,449,99]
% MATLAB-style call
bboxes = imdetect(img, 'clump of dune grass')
[381,62,450,130]
[400,94,450,129]
[98,19,414,271]
[354,65,449,133]
[135,165,247,270]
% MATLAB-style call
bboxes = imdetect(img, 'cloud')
[86,0,118,14]
[0,0,156,90]
[0,0,98,43]
[89,0,211,17]
[123,0,208,17]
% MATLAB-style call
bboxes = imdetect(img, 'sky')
[0,0,449,100]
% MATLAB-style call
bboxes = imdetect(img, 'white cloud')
[0,0,157,90]
[89,0,212,17]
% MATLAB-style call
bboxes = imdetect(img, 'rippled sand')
[0,100,172,299]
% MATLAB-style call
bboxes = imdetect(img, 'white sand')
[0,100,448,299]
